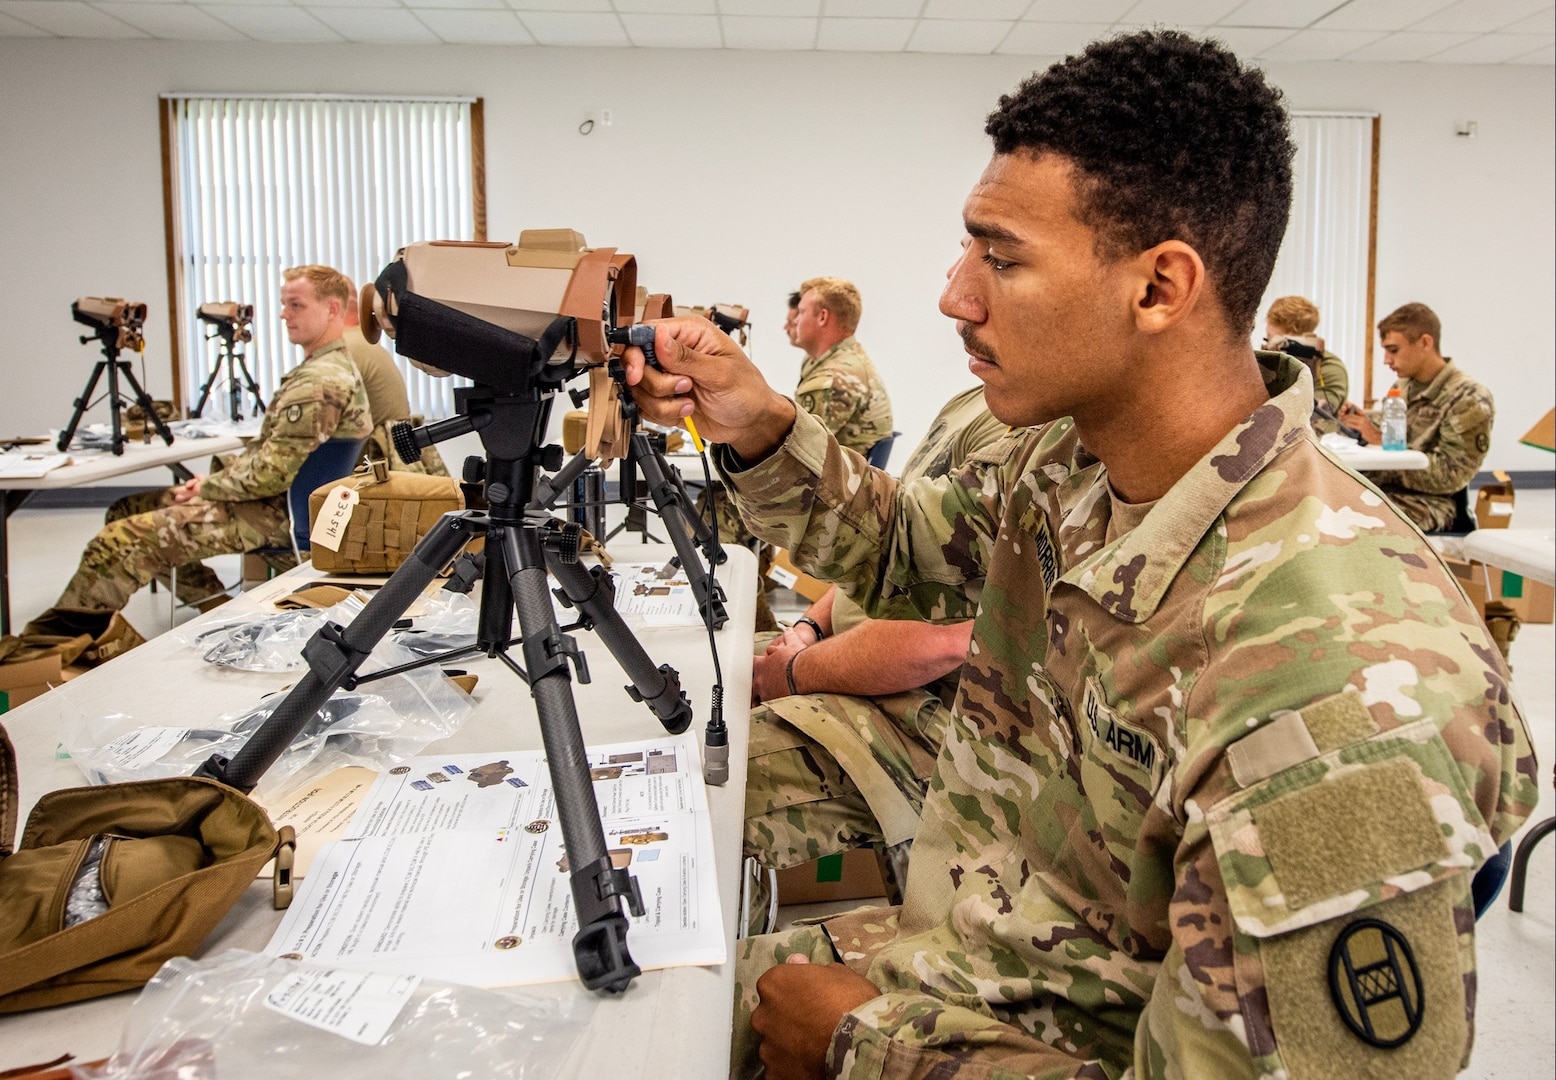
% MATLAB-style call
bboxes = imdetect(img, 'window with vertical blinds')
[1256,111,1378,399]
[162,94,482,420]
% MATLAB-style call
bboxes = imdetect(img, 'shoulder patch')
[1328,918,1424,1048]
[286,403,304,424]
[1475,432,1489,453]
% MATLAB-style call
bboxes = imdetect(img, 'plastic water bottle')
[1381,388,1408,451]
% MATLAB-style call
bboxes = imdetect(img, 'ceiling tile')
[1411,0,1550,32]
[923,0,1028,17]
[824,0,922,17]
[517,10,629,43]
[998,20,1113,54]
[507,0,611,11]
[310,5,440,41]
[1121,0,1242,25]
[1219,0,1340,28]
[716,0,816,13]
[1022,0,1134,21]
[0,8,51,34]
[416,6,534,40]
[1504,38,1553,58]
[1313,0,1457,31]
[614,0,715,12]
[0,1,145,36]
[816,15,913,50]
[1500,6,1555,32]
[620,11,720,45]
[1208,24,1295,53]
[309,0,410,8]
[1425,29,1553,58]
[202,4,342,40]
[102,2,246,38]
[1342,29,1476,59]
[196,0,293,6]
[406,0,506,8]
[909,18,1013,52]
[1263,27,1384,57]
[720,13,815,48]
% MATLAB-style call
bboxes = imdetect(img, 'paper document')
[613,561,705,626]
[0,451,71,478]
[267,731,725,987]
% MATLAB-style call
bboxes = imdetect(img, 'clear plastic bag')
[65,646,475,800]
[72,950,594,1080]
[391,589,480,656]
[176,595,368,672]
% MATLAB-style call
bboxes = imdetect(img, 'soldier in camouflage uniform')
[1339,303,1495,534]
[625,32,1536,1080]
[14,266,371,647]
[701,278,893,630]
[1264,295,1348,413]
[746,386,1006,922]
[343,279,449,477]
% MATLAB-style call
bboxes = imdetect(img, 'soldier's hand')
[752,637,805,705]
[1338,402,1381,445]
[171,475,205,503]
[752,956,881,1080]
[622,317,796,462]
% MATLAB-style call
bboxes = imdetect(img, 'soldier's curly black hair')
[986,30,1293,336]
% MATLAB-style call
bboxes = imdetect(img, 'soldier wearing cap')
[626,30,1534,1080]
[8,264,370,660]
[1338,302,1495,534]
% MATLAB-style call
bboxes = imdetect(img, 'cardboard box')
[0,653,64,712]
[1520,407,1555,452]
[774,849,889,906]
[1443,556,1554,625]
[767,548,830,603]
[1474,471,1515,530]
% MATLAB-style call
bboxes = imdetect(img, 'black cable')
[693,441,728,785]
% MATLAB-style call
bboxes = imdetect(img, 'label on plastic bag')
[102,726,189,770]
[310,485,360,552]
[263,968,422,1046]
[766,563,798,590]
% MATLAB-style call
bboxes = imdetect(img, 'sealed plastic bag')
[65,646,475,799]
[72,949,593,1079]
[177,595,367,672]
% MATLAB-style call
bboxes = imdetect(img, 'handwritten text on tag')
[310,485,359,552]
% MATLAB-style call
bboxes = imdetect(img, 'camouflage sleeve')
[1314,353,1349,412]
[796,370,868,443]
[200,387,344,502]
[716,407,1022,622]
[1393,388,1494,496]
[1137,500,1535,1076]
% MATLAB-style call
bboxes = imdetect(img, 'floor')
[7,491,1553,1078]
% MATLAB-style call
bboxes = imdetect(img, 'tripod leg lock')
[570,856,645,993]
[302,622,374,689]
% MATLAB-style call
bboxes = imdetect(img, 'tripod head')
[73,296,146,355]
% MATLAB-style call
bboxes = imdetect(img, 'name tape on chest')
[1082,679,1163,776]
[310,485,359,552]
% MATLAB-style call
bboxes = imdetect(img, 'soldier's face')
[783,304,799,347]
[279,278,339,351]
[792,290,829,355]
[941,152,1135,428]
[1380,330,1433,379]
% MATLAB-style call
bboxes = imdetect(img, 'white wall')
[1,39,1550,473]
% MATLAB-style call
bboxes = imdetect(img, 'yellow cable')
[683,418,705,453]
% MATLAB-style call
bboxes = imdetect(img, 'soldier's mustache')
[960,326,998,365]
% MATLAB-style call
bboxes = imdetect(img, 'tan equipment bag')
[0,723,283,1013]
[307,461,464,575]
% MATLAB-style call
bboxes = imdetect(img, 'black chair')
[1437,486,1478,536]
[867,431,900,469]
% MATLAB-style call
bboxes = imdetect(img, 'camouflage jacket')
[796,336,894,457]
[720,354,1535,1079]
[1311,349,1348,413]
[1363,361,1494,517]
[200,338,372,505]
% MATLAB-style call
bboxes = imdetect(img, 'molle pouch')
[307,461,464,575]
[0,722,284,1013]
[1205,692,1495,1077]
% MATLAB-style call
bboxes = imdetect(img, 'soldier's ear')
[1129,240,1205,336]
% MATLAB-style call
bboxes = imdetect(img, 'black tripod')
[190,324,266,421]
[195,384,698,994]
[58,325,178,456]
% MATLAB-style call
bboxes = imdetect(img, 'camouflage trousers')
[54,488,287,612]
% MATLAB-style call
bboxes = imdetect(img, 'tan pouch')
[307,461,464,575]
[0,722,281,1013]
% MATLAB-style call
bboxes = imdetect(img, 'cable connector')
[702,684,729,786]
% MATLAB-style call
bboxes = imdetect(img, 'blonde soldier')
[626,32,1535,1080]
[8,266,370,660]
[746,387,1006,924]
[342,277,448,476]
[1265,294,1348,412]
[1339,303,1495,533]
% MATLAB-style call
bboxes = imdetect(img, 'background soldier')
[342,276,448,476]
[1264,294,1348,411]
[625,31,1534,1080]
[6,264,370,665]
[744,386,1005,928]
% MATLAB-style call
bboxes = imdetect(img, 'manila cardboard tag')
[310,485,359,552]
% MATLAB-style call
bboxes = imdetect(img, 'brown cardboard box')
[767,548,830,603]
[1473,470,1515,530]
[774,849,889,906]
[1520,407,1555,452]
[1443,556,1554,625]
[0,653,64,712]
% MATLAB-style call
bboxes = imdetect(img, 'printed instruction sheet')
[267,731,725,987]
[611,561,704,626]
